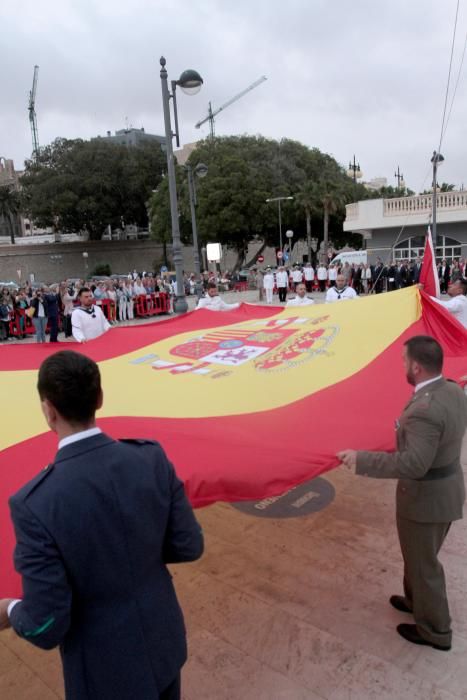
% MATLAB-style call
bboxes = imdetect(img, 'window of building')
[394,235,461,261]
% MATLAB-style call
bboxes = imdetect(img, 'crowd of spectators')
[252,257,467,299]
[1,257,466,342]
[0,273,175,343]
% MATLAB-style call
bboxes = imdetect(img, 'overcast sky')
[2,0,466,193]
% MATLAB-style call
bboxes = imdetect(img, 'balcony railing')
[384,191,467,216]
[345,202,358,219]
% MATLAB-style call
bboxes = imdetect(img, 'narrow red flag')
[419,226,440,297]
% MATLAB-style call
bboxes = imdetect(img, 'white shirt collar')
[414,375,442,393]
[58,427,102,451]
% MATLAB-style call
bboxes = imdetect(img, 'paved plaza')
[1,289,466,699]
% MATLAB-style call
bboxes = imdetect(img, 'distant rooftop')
[92,127,165,148]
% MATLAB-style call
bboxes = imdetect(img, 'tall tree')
[0,185,21,244]
[149,135,365,270]
[295,180,322,263]
[20,138,167,239]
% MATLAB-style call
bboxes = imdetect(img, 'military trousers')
[396,515,452,647]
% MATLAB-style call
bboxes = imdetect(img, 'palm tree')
[295,181,321,263]
[0,185,21,244]
[319,168,348,259]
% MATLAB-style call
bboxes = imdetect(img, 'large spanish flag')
[1,287,466,596]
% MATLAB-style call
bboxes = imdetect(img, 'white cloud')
[1,0,466,191]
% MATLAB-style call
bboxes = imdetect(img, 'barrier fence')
[5,292,171,339]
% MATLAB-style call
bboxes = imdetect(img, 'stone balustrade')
[345,202,359,219]
[383,191,467,216]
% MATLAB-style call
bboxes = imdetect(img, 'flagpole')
[430,151,444,258]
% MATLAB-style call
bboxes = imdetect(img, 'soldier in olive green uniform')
[339,336,467,651]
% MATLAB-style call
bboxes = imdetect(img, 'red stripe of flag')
[419,226,441,297]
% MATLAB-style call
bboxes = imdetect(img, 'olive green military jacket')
[356,378,467,522]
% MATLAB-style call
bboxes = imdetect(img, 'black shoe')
[390,595,412,614]
[397,624,451,651]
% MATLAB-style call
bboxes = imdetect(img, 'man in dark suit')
[386,261,400,291]
[438,259,451,294]
[372,258,385,293]
[338,336,466,651]
[411,257,422,284]
[43,284,61,343]
[398,260,411,288]
[0,350,203,699]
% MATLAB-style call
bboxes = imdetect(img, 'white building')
[344,191,467,262]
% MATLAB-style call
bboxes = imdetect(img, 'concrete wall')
[0,240,179,284]
[0,237,341,285]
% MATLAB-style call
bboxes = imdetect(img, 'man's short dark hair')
[77,287,91,297]
[404,336,443,374]
[456,278,467,295]
[38,351,101,423]
[207,282,217,290]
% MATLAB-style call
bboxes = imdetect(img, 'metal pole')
[278,199,283,251]
[432,157,438,254]
[186,166,201,276]
[160,56,187,313]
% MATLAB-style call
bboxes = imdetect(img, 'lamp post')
[159,56,203,313]
[185,162,208,277]
[347,155,362,183]
[265,195,294,252]
[394,165,405,191]
[431,150,444,254]
[82,251,88,279]
[285,229,294,264]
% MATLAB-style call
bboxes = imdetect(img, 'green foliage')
[367,184,416,198]
[20,138,166,240]
[93,263,112,276]
[148,170,193,267]
[0,185,21,244]
[179,136,362,260]
[148,136,364,267]
[420,182,455,195]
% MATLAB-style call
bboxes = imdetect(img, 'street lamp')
[265,195,294,253]
[185,162,208,277]
[394,165,405,191]
[159,56,203,313]
[347,155,362,183]
[431,150,444,254]
[285,229,294,264]
[82,251,88,279]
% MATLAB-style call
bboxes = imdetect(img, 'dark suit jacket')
[356,378,467,522]
[30,296,47,319]
[411,263,422,283]
[438,265,451,283]
[9,433,203,700]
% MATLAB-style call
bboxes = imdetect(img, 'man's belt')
[418,463,459,481]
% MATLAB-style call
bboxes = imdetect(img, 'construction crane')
[28,65,40,161]
[195,76,267,139]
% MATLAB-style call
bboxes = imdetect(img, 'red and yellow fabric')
[1,287,466,597]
